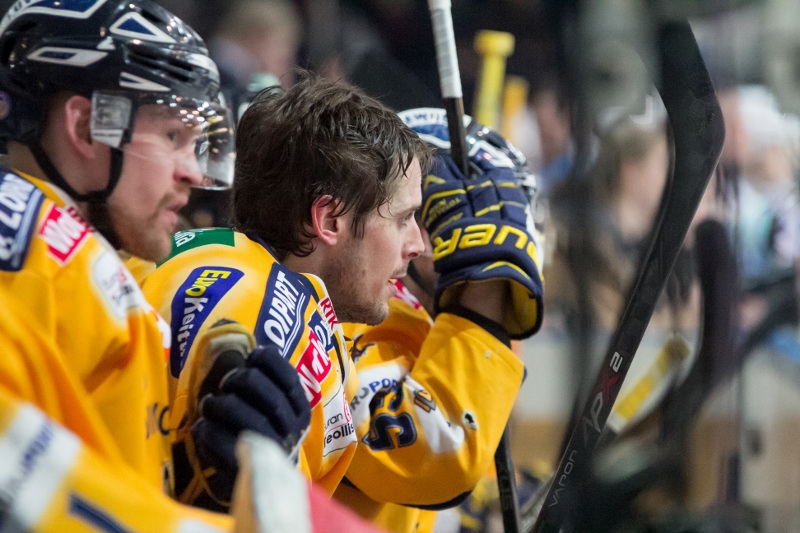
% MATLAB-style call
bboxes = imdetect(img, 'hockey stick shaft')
[428,0,469,175]
[530,20,725,533]
[428,2,520,532]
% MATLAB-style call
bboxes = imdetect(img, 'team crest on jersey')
[169,266,244,378]
[0,171,44,271]
[0,0,108,34]
[349,334,374,365]
[38,204,90,265]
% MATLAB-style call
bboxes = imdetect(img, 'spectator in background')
[544,112,706,439]
[530,74,574,193]
[732,85,800,284]
[547,114,681,331]
[210,0,302,92]
[182,0,303,229]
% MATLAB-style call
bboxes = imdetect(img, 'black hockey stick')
[553,219,737,532]
[427,2,520,532]
[530,20,725,533]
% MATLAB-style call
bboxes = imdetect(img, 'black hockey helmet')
[397,107,544,296]
[0,0,234,198]
[397,107,538,200]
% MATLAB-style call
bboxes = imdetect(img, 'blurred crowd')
[8,0,791,530]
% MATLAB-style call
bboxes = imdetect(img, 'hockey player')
[331,107,544,533]
[0,301,234,530]
[0,0,309,528]
[138,73,432,508]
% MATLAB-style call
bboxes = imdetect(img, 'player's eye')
[400,212,415,227]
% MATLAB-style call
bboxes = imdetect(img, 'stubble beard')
[323,245,389,325]
[105,196,173,262]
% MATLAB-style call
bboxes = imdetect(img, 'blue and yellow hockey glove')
[422,154,544,338]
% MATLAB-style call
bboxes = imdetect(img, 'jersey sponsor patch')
[322,384,355,457]
[169,266,244,378]
[348,365,405,428]
[92,251,147,320]
[318,296,338,327]
[255,266,309,357]
[0,404,81,531]
[0,171,44,271]
[295,328,332,408]
[159,228,236,265]
[39,204,89,265]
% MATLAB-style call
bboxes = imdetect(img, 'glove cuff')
[437,266,543,339]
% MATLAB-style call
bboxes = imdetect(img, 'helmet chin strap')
[29,141,125,249]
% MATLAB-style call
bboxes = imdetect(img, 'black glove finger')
[191,417,239,504]
[200,393,283,442]
[191,416,239,474]
[220,367,310,435]
[245,346,313,421]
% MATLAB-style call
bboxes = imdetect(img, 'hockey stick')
[428,0,468,175]
[427,2,520,532]
[659,219,737,468]
[557,219,738,532]
[530,20,725,533]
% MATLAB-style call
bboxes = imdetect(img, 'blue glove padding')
[422,154,544,338]
[191,344,311,503]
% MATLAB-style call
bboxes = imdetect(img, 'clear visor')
[90,91,235,189]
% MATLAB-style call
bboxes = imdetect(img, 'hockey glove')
[422,155,544,338]
[179,320,311,510]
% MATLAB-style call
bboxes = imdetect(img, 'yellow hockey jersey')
[333,281,525,533]
[0,168,174,494]
[0,296,234,531]
[139,228,358,495]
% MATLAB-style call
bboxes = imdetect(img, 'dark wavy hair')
[233,70,431,259]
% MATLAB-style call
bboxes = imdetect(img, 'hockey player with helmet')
[332,107,544,533]
[0,0,311,529]
[137,73,431,509]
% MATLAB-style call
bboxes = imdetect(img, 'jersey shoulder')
[0,168,109,276]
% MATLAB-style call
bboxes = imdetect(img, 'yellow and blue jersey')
[138,228,358,495]
[334,281,525,533]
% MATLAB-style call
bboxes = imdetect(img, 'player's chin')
[130,226,173,262]
[363,303,390,326]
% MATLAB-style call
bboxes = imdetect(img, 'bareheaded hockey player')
[0,0,311,529]
[138,72,432,508]
[332,107,544,532]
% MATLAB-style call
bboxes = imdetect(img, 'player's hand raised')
[421,154,544,338]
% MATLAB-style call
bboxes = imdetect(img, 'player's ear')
[61,95,96,159]
[310,195,346,246]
